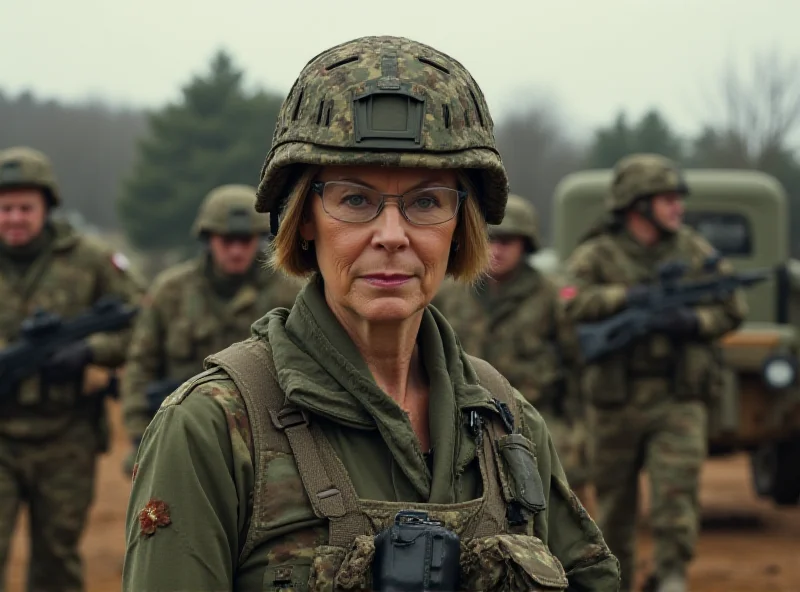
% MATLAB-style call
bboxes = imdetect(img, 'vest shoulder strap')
[205,337,367,557]
[466,354,520,428]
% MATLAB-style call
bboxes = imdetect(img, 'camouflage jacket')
[0,220,143,440]
[562,226,747,404]
[433,263,579,417]
[123,277,619,591]
[121,254,301,440]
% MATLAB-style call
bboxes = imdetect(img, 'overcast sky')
[2,0,798,140]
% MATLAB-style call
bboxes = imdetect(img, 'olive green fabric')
[0,146,61,206]
[256,36,509,225]
[123,277,619,590]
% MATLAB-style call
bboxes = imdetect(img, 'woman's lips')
[361,274,413,288]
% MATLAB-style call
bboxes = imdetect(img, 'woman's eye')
[411,196,438,209]
[343,194,369,207]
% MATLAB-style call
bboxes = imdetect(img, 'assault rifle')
[0,297,138,400]
[576,255,770,364]
[145,376,189,414]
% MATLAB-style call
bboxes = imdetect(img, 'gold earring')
[301,239,309,251]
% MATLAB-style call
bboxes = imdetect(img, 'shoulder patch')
[111,252,130,271]
[559,285,578,301]
[160,368,229,408]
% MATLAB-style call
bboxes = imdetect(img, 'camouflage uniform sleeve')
[562,242,628,323]
[121,286,168,441]
[123,374,254,591]
[691,239,748,339]
[515,389,620,589]
[85,248,145,367]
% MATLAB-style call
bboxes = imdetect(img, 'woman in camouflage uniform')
[123,36,619,591]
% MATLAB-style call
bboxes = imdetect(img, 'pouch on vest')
[581,353,628,407]
[263,557,312,592]
[372,510,460,592]
[495,433,546,520]
[461,533,569,591]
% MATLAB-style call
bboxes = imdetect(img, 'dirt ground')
[5,401,800,591]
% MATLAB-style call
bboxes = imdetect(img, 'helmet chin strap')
[633,197,676,238]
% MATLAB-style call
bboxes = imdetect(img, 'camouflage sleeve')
[691,243,748,339]
[121,288,167,441]
[515,389,620,589]
[562,242,628,323]
[123,374,255,591]
[85,249,145,367]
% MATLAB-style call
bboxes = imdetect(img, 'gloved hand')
[42,340,94,382]
[625,284,651,307]
[651,307,698,338]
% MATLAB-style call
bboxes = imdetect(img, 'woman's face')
[300,165,461,323]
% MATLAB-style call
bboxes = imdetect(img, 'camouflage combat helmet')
[488,193,540,253]
[192,184,269,238]
[0,146,61,206]
[256,36,509,228]
[607,153,688,212]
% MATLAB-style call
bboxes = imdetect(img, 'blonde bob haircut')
[269,166,490,284]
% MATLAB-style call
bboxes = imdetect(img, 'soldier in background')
[433,194,593,508]
[0,146,143,591]
[561,154,747,592]
[121,184,301,470]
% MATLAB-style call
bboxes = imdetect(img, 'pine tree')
[586,110,684,167]
[118,50,283,252]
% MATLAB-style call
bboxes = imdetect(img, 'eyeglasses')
[311,181,466,226]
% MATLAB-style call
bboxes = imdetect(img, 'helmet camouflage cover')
[608,153,689,212]
[256,35,509,226]
[488,193,540,253]
[192,184,269,237]
[0,146,61,206]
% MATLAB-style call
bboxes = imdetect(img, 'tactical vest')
[578,230,730,408]
[206,339,570,591]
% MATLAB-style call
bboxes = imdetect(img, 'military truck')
[551,169,800,506]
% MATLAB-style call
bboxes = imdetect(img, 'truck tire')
[750,439,800,506]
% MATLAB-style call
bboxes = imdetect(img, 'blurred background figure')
[0,146,143,591]
[434,194,594,510]
[120,184,300,474]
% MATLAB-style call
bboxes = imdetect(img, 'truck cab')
[551,169,800,506]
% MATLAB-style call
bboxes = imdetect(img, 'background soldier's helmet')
[607,153,689,212]
[256,35,509,227]
[0,146,61,206]
[192,184,269,238]
[487,194,540,253]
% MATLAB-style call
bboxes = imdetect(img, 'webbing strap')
[207,339,369,549]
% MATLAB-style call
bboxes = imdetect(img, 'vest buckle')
[271,406,310,430]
